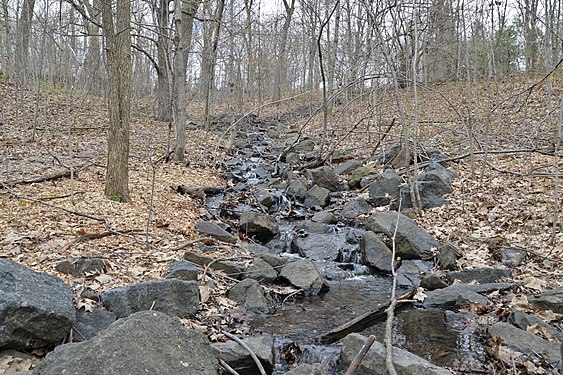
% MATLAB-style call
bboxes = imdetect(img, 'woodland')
[0,0,562,373]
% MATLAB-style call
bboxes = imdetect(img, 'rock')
[285,363,325,374]
[258,253,287,270]
[347,166,376,189]
[72,308,117,342]
[307,166,345,192]
[304,185,330,207]
[32,311,218,375]
[423,283,514,307]
[495,247,528,267]
[244,259,278,283]
[245,243,273,256]
[437,243,458,270]
[334,159,362,175]
[420,272,449,290]
[184,251,244,279]
[280,260,329,296]
[488,322,561,365]
[360,231,393,273]
[509,309,563,343]
[211,335,274,375]
[529,287,563,313]
[341,198,371,220]
[55,258,107,277]
[286,178,308,200]
[339,333,453,375]
[0,259,75,350]
[285,152,301,164]
[365,211,439,259]
[399,162,455,210]
[294,139,316,152]
[294,221,333,234]
[195,220,237,244]
[446,267,511,284]
[239,212,280,243]
[292,234,340,262]
[312,211,337,224]
[396,260,433,288]
[367,170,402,206]
[100,279,199,319]
[164,260,200,281]
[257,188,275,210]
[380,144,402,165]
[228,278,270,314]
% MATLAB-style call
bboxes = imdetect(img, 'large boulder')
[292,234,340,262]
[307,166,345,192]
[239,212,280,243]
[304,185,330,207]
[338,333,453,375]
[334,159,362,176]
[195,220,237,244]
[184,251,244,279]
[368,170,402,206]
[529,286,563,313]
[32,311,218,375]
[244,259,278,283]
[446,267,511,284]
[360,231,393,273]
[100,279,199,318]
[164,260,199,281]
[228,278,270,314]
[364,211,439,259]
[0,259,75,350]
[71,308,117,342]
[279,260,329,296]
[423,283,514,307]
[398,162,454,210]
[211,335,274,375]
[341,198,371,220]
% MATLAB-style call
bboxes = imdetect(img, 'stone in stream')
[71,308,117,342]
[339,333,454,375]
[360,231,393,273]
[32,311,218,375]
[258,253,287,270]
[164,260,199,281]
[211,335,274,375]
[294,221,333,234]
[341,198,371,219]
[239,212,280,243]
[279,260,329,296]
[184,251,244,279]
[304,185,330,207]
[364,211,439,260]
[307,166,345,192]
[100,279,199,319]
[422,282,514,307]
[195,220,237,244]
[368,169,402,207]
[334,159,362,175]
[529,286,563,313]
[285,363,325,374]
[244,259,278,283]
[228,278,270,314]
[312,210,337,224]
[446,267,511,284]
[291,233,340,262]
[347,166,377,189]
[396,260,433,288]
[0,259,76,350]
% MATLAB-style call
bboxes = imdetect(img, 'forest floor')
[0,75,562,369]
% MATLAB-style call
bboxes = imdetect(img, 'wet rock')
[446,267,511,284]
[244,259,278,283]
[228,278,270,314]
[100,279,199,318]
[312,211,337,224]
[437,243,458,270]
[184,251,243,279]
[32,311,218,375]
[292,234,340,262]
[258,253,287,270]
[211,335,274,375]
[334,159,362,175]
[347,166,377,189]
[339,333,453,375]
[368,170,402,207]
[245,243,272,256]
[55,258,107,277]
[488,322,561,366]
[304,185,330,207]
[0,259,75,350]
[420,272,449,291]
[360,231,393,273]
[494,247,528,267]
[365,211,439,260]
[307,166,345,192]
[341,198,371,220]
[195,220,237,244]
[345,230,359,244]
[239,212,280,243]
[423,283,514,307]
[509,309,563,342]
[285,363,325,374]
[397,260,433,288]
[72,308,117,342]
[286,178,308,200]
[280,260,329,296]
[164,260,199,281]
[529,287,563,313]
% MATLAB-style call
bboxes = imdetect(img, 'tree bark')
[15,0,36,81]
[272,0,296,101]
[155,0,172,121]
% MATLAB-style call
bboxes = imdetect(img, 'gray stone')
[347,167,377,189]
[334,160,362,175]
[294,139,316,152]
[239,212,280,243]
[509,309,563,343]
[286,178,308,200]
[257,189,275,209]
[258,254,287,270]
[285,152,301,164]
[360,231,393,273]
[365,211,439,259]
[100,279,199,318]
[196,220,237,244]
[304,185,330,207]
[341,198,371,220]
[488,322,561,365]
[529,287,563,313]
[165,260,199,281]
[312,211,337,224]
[32,311,218,375]
[420,272,449,291]
[307,166,345,192]
[423,283,514,307]
[285,363,325,375]
[280,260,329,296]
[228,278,270,314]
[294,221,333,234]
[0,259,75,350]
[399,163,455,210]
[244,259,278,283]
[446,267,511,284]
[339,333,453,375]
[437,243,458,270]
[368,170,402,206]
[184,251,244,279]
[55,258,107,277]
[496,247,528,267]
[72,308,117,342]
[211,335,274,375]
[397,260,433,288]
[292,234,340,262]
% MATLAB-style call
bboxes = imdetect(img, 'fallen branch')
[218,358,240,375]
[1,169,73,187]
[343,334,377,375]
[220,331,267,375]
[65,229,143,250]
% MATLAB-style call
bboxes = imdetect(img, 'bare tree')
[272,0,296,101]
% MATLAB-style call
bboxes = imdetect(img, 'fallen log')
[1,169,73,187]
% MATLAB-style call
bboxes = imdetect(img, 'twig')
[218,358,240,375]
[168,237,213,252]
[37,191,86,200]
[344,335,376,375]
[65,229,143,250]
[220,331,267,375]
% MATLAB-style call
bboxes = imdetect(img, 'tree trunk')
[272,0,296,101]
[16,0,36,81]
[203,0,225,130]
[155,0,171,121]
[101,0,132,202]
